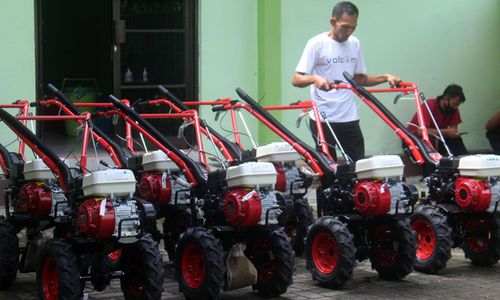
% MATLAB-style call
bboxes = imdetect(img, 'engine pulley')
[77,199,115,239]
[137,173,171,206]
[353,181,391,216]
[223,189,262,227]
[18,182,52,217]
[455,178,491,212]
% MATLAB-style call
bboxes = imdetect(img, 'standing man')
[292,1,400,162]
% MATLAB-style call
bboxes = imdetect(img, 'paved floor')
[0,248,498,300]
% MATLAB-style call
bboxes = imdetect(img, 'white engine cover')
[226,162,277,188]
[355,155,404,179]
[142,149,200,172]
[142,150,179,172]
[23,159,55,181]
[256,142,301,163]
[458,154,500,177]
[82,169,136,197]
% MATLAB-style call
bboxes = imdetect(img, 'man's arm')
[354,73,401,87]
[292,72,330,91]
[426,126,460,139]
[485,111,500,132]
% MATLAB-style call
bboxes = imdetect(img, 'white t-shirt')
[295,32,367,122]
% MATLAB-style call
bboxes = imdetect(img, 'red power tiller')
[226,87,418,288]
[134,86,315,255]
[0,105,164,299]
[337,71,499,273]
[64,94,295,299]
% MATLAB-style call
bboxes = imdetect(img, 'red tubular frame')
[38,99,133,167]
[136,110,209,168]
[0,101,30,158]
[329,82,441,165]
[139,99,236,163]
[221,102,327,176]
[73,101,134,153]
[151,98,332,162]
[184,99,243,148]
[93,109,200,185]
[3,113,92,192]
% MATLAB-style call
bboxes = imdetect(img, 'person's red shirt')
[407,97,462,134]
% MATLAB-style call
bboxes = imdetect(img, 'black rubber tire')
[245,228,294,297]
[411,205,452,274]
[283,198,314,256]
[462,213,500,266]
[0,219,19,290]
[175,227,225,300]
[305,216,355,288]
[36,239,81,300]
[163,209,193,261]
[120,234,164,300]
[368,218,416,280]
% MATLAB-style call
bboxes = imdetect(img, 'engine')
[454,154,500,212]
[79,169,140,242]
[223,162,280,227]
[77,198,140,242]
[454,178,492,212]
[138,172,172,206]
[19,182,52,217]
[223,189,262,227]
[18,159,68,218]
[353,181,412,216]
[274,164,304,193]
[256,142,302,193]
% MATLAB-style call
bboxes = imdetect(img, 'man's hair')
[332,1,359,18]
[442,84,466,103]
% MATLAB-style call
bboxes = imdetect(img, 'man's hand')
[386,74,401,87]
[443,127,461,139]
[313,75,331,91]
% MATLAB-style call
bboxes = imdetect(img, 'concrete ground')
[0,248,498,300]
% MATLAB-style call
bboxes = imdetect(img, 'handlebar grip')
[290,101,300,106]
[47,83,59,94]
[109,94,121,103]
[212,105,226,112]
[157,85,169,95]
[157,85,187,110]
[30,102,39,107]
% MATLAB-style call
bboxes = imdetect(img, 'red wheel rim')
[181,242,206,289]
[42,256,59,300]
[464,217,492,253]
[412,219,436,260]
[372,224,399,267]
[249,237,277,282]
[311,231,338,275]
[108,248,122,261]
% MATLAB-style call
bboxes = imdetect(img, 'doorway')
[36,0,198,147]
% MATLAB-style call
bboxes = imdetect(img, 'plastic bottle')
[142,68,148,82]
[124,67,133,83]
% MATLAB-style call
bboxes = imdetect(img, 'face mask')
[438,99,456,114]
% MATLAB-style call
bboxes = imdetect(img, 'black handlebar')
[0,108,73,187]
[45,84,131,167]
[157,85,244,160]
[342,71,438,165]
[108,94,208,190]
